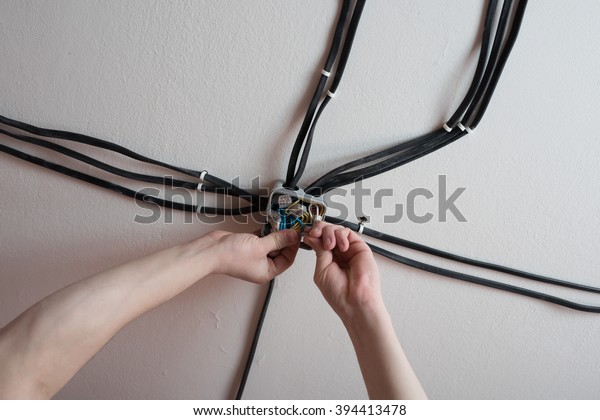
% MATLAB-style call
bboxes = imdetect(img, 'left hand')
[209,229,300,283]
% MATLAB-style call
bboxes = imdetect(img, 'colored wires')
[266,192,326,233]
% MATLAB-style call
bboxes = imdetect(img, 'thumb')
[262,229,300,253]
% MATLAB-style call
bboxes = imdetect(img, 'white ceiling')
[1,0,599,399]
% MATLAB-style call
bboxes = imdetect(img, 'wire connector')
[263,181,327,236]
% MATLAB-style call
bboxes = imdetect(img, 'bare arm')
[0,229,299,399]
[304,222,426,400]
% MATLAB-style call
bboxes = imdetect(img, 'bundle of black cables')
[284,0,366,190]
[0,114,264,215]
[296,0,529,196]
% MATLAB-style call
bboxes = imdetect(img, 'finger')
[308,221,326,238]
[267,249,281,258]
[339,229,373,261]
[303,236,328,260]
[304,235,335,279]
[334,227,351,252]
[322,225,338,251]
[269,241,300,277]
[261,229,300,253]
[302,235,322,251]
[313,248,334,284]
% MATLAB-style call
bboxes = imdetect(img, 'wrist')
[342,299,392,341]
[180,236,222,277]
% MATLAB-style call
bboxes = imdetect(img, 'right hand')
[207,229,300,284]
[303,222,384,324]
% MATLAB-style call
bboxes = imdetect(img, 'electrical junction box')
[262,181,327,236]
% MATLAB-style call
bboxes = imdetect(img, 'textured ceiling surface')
[1,1,599,399]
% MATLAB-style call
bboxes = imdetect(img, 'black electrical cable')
[1,128,200,189]
[312,129,467,194]
[304,0,528,194]
[203,172,267,209]
[305,130,442,193]
[284,0,352,188]
[0,143,260,215]
[333,130,466,185]
[235,278,275,400]
[0,114,200,178]
[288,95,332,191]
[288,0,367,188]
[326,0,366,96]
[459,0,514,128]
[468,0,528,130]
[315,4,526,191]
[368,243,600,313]
[325,216,600,294]
[445,0,499,129]
[0,116,266,207]
[311,131,456,192]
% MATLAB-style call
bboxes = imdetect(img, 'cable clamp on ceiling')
[357,216,368,234]
[199,170,208,181]
[457,122,466,131]
[442,122,452,132]
[326,90,336,98]
[321,69,331,78]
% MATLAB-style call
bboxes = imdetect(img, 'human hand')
[208,229,300,284]
[303,222,384,324]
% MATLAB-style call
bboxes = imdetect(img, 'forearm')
[345,305,427,400]
[0,236,218,399]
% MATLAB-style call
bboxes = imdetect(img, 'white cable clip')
[321,69,331,78]
[466,126,473,133]
[457,122,466,131]
[442,122,452,132]
[357,216,368,234]
[196,182,203,191]
[326,90,336,99]
[309,203,323,222]
[199,170,208,181]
